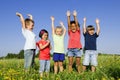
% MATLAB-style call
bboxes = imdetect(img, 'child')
[16,12,36,70]
[37,29,51,77]
[66,10,82,73]
[50,16,66,74]
[82,17,100,72]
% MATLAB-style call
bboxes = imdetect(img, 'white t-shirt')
[22,28,36,50]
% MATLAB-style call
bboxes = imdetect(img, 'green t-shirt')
[53,34,65,53]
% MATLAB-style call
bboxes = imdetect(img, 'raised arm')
[39,40,50,50]
[66,10,71,31]
[95,18,100,35]
[60,21,66,36]
[27,14,33,20]
[83,17,87,34]
[73,10,79,30]
[50,16,55,34]
[16,12,25,29]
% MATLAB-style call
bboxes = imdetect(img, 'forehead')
[43,32,48,35]
[56,28,62,31]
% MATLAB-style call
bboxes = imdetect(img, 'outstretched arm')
[96,18,100,35]
[66,10,71,31]
[83,17,87,34]
[50,16,55,34]
[27,14,33,20]
[73,10,79,30]
[16,12,25,29]
[60,21,66,36]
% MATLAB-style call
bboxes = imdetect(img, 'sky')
[0,0,120,57]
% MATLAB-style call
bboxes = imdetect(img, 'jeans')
[39,60,50,73]
[83,50,98,66]
[24,49,35,69]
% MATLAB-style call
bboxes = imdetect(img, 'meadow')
[0,54,120,80]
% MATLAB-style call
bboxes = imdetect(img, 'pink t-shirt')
[68,29,82,49]
[37,40,50,60]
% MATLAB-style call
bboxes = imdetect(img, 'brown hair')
[87,25,95,31]
[25,18,34,27]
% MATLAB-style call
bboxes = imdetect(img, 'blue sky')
[0,0,120,57]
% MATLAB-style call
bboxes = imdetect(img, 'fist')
[96,18,100,24]
[66,10,71,17]
[73,10,77,16]
[16,12,22,17]
[83,17,86,22]
[51,16,55,21]
[60,21,64,26]
[47,40,50,44]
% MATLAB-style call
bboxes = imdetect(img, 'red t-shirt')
[68,29,82,49]
[37,40,50,60]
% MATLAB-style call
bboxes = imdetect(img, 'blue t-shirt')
[84,32,99,50]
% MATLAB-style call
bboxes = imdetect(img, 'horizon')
[0,0,120,57]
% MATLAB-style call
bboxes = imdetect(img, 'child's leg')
[24,50,33,70]
[31,49,36,67]
[45,60,50,76]
[91,66,96,72]
[59,53,65,72]
[54,62,58,74]
[82,50,90,72]
[59,61,63,72]
[76,57,81,73]
[39,60,45,77]
[82,65,87,72]
[68,57,73,72]
[91,50,98,72]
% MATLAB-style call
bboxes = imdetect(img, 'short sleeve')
[83,32,87,36]
[94,33,99,37]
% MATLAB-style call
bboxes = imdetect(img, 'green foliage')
[0,55,120,80]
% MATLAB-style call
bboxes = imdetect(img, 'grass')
[0,54,120,80]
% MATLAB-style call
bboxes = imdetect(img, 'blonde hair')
[25,18,34,28]
[55,26,63,33]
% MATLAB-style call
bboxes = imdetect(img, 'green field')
[0,54,120,80]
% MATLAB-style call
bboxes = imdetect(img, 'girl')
[66,10,82,73]
[50,16,66,74]
[37,29,51,77]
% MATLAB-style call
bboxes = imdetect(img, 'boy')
[82,17,100,72]
[16,12,36,71]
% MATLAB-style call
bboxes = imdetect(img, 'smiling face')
[87,25,95,35]
[71,23,77,33]
[41,32,48,40]
[55,27,63,36]
[88,30,95,35]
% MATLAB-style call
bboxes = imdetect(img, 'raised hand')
[96,18,100,24]
[66,10,71,17]
[16,12,22,17]
[50,16,55,21]
[60,21,64,26]
[83,17,87,22]
[27,14,33,20]
[73,10,77,16]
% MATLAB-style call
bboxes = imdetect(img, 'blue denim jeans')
[24,49,34,69]
[39,60,50,73]
[83,50,98,66]
[67,48,82,57]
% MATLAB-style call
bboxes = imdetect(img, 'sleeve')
[68,30,71,36]
[95,33,99,37]
[22,28,27,37]
[83,32,87,36]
